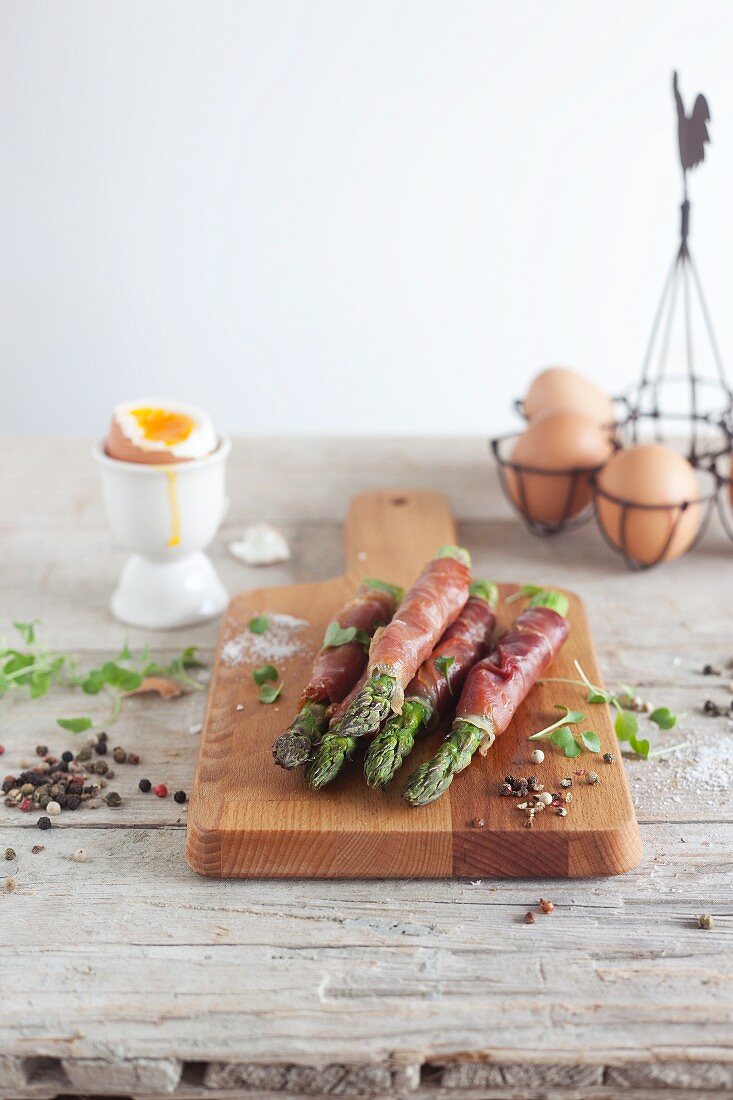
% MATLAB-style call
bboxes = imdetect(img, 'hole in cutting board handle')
[390,496,407,506]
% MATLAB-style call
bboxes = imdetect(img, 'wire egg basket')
[492,72,733,569]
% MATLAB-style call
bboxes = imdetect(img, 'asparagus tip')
[436,545,471,567]
[529,589,569,617]
[469,580,499,608]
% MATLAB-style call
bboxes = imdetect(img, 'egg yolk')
[131,407,195,446]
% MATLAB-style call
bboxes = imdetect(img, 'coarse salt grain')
[221,613,309,665]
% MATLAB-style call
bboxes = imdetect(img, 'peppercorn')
[98,731,108,741]
[539,898,554,913]
[555,806,568,817]
[138,778,152,793]
[4,877,16,892]
[154,784,168,798]
[71,848,87,862]
[702,664,721,676]
[61,751,74,763]
[4,848,16,861]
[37,816,52,831]
[35,744,49,757]
[498,781,513,797]
[46,801,61,816]
[560,777,572,788]
[470,815,484,828]
[105,792,122,808]
[530,748,545,764]
[31,844,44,854]
[698,913,713,929]
[94,740,108,755]
[524,911,536,924]
[112,747,127,764]
[603,752,615,764]
[93,761,108,775]
[2,778,15,794]
[66,796,81,810]
[587,771,599,785]
[127,753,141,765]
[76,745,92,761]
[19,797,32,812]
[174,790,187,805]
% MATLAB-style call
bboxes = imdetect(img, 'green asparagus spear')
[306,730,357,789]
[403,588,569,807]
[364,699,430,788]
[272,702,328,769]
[327,671,396,743]
[306,673,394,788]
[403,718,484,806]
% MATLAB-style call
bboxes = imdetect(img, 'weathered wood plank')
[1,436,732,1082]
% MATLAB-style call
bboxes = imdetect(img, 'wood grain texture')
[2,438,732,1095]
[187,490,641,879]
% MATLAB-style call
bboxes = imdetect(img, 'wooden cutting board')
[186,490,642,879]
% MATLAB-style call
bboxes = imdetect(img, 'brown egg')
[596,444,700,565]
[105,400,217,465]
[523,367,615,426]
[505,409,614,525]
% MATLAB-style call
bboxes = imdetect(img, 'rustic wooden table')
[1,438,731,1100]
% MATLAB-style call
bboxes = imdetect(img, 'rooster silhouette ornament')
[673,70,711,177]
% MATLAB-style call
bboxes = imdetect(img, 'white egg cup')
[93,437,231,630]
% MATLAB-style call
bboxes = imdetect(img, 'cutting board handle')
[343,490,458,590]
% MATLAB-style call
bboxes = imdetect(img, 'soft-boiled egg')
[522,367,615,427]
[505,409,613,525]
[106,400,217,464]
[595,443,701,565]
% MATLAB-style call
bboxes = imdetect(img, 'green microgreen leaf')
[551,726,582,757]
[628,736,651,759]
[13,620,40,645]
[614,709,639,742]
[362,578,404,602]
[322,621,372,652]
[259,682,283,704]
[57,716,93,733]
[253,664,278,686]
[434,654,456,693]
[529,704,585,741]
[248,615,269,635]
[650,706,677,730]
[580,730,601,753]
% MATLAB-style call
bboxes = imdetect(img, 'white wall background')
[2,0,732,437]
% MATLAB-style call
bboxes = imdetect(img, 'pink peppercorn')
[154,784,168,798]
[0,745,4,756]
[19,797,32,812]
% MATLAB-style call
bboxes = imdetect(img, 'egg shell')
[523,367,615,426]
[105,400,217,465]
[505,409,614,524]
[596,443,701,565]
[106,416,192,464]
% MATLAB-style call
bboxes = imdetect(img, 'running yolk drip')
[131,407,195,446]
[166,471,181,547]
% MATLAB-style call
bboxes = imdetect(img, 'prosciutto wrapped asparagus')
[306,546,472,789]
[364,582,498,789]
[272,580,402,769]
[403,590,569,806]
